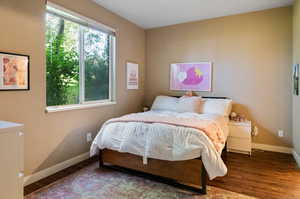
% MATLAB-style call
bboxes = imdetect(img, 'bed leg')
[224,142,227,152]
[222,142,228,163]
[201,163,207,194]
[99,149,104,168]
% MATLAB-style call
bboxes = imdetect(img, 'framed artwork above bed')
[170,62,212,92]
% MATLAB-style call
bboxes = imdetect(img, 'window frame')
[45,3,117,113]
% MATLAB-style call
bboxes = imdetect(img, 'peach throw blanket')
[107,114,225,152]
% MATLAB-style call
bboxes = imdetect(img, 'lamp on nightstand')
[143,106,149,112]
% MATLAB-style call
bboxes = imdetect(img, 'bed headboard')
[172,96,229,99]
[202,96,229,99]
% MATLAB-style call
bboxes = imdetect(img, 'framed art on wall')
[0,52,30,91]
[170,62,212,92]
[126,62,139,90]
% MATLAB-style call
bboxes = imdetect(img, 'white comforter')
[90,110,228,179]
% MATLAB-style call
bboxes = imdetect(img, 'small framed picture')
[0,52,30,91]
[126,61,139,90]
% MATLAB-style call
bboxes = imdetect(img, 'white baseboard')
[252,143,293,154]
[24,152,90,186]
[293,150,300,168]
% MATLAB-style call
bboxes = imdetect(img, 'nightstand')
[227,120,252,155]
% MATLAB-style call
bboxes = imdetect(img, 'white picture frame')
[126,62,139,89]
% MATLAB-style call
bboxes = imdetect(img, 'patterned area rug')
[25,163,257,199]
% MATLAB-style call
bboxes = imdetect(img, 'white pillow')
[151,95,203,113]
[151,96,178,112]
[201,99,232,116]
[176,96,202,113]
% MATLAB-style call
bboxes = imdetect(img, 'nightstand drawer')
[227,137,251,153]
[229,125,251,139]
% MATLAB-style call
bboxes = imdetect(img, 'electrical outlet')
[86,133,93,142]
[278,130,284,137]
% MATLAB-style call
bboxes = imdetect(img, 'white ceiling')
[93,0,294,29]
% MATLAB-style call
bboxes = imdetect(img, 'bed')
[90,96,231,194]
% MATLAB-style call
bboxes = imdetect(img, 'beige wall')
[146,7,292,147]
[293,1,300,155]
[0,0,145,175]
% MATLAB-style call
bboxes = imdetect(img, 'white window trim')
[46,2,116,35]
[79,26,85,104]
[46,101,117,113]
[45,2,117,113]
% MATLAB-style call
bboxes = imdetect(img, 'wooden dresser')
[0,121,24,199]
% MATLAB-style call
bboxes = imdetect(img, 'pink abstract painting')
[170,62,212,91]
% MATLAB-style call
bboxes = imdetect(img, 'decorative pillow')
[176,96,202,113]
[200,99,232,116]
[151,96,178,112]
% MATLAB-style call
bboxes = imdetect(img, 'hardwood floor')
[25,150,300,199]
[210,150,300,199]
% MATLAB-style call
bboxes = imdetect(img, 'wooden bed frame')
[99,149,208,194]
[98,96,228,194]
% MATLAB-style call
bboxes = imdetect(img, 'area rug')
[25,163,257,199]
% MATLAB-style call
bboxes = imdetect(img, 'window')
[45,4,116,110]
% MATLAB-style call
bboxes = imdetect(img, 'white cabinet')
[0,121,24,199]
[227,120,252,155]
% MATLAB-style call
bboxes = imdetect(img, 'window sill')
[46,101,116,113]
